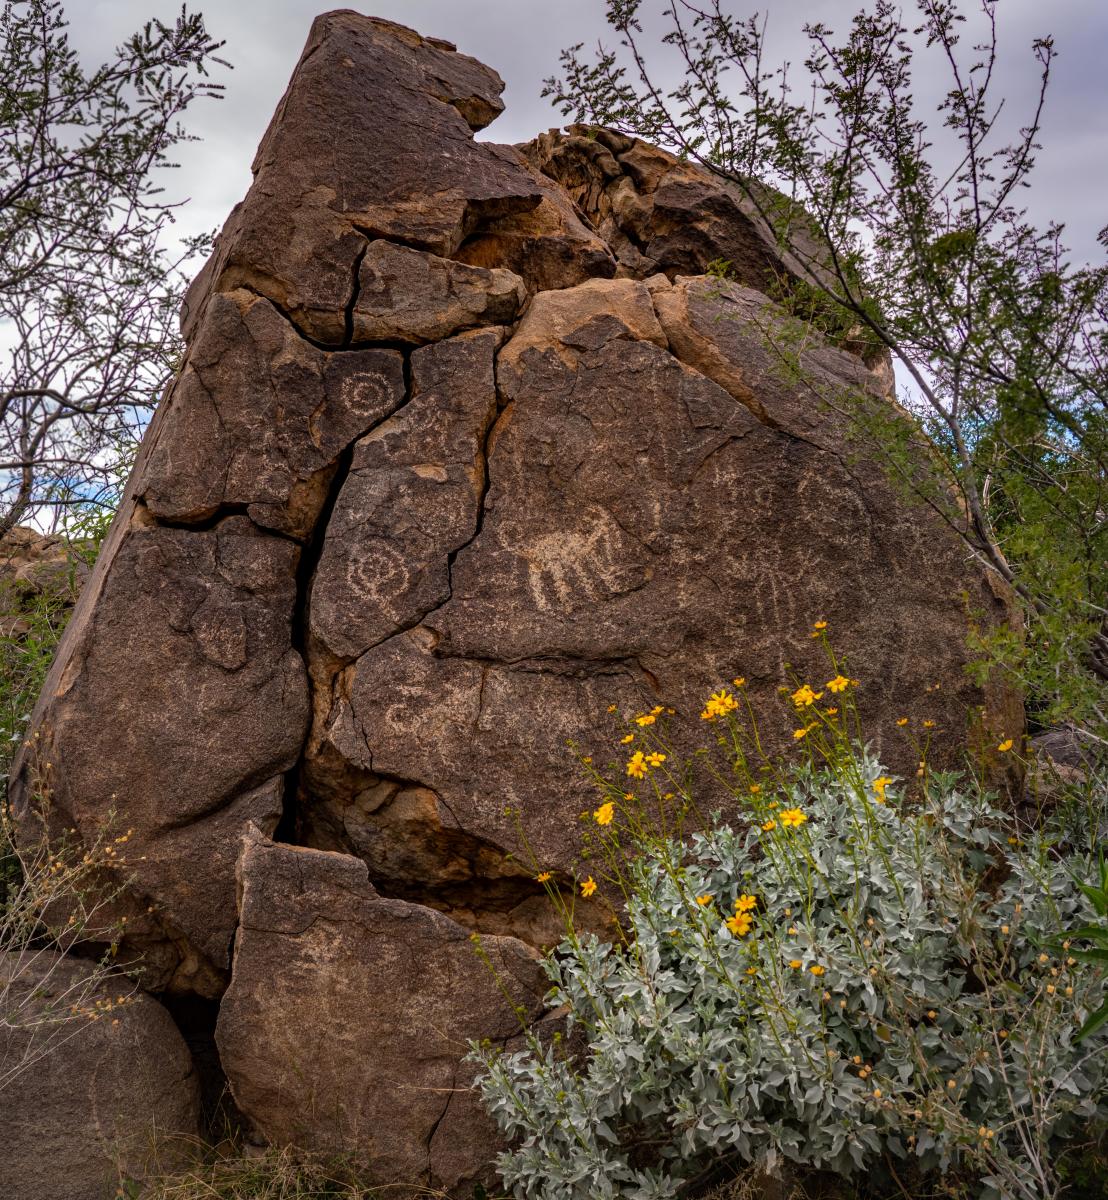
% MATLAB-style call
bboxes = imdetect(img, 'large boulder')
[216,826,546,1195]
[9,10,1019,1193]
[0,951,200,1200]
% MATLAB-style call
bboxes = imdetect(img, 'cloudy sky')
[65,0,1107,264]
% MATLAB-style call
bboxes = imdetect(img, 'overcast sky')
[65,1,1107,264]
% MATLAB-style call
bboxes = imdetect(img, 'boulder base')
[0,952,200,1200]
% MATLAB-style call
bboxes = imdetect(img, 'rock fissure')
[342,240,368,349]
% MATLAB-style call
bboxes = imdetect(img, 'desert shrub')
[472,629,1108,1200]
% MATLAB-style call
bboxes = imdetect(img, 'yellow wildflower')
[780,807,808,829]
[634,713,656,726]
[606,704,617,713]
[536,871,552,883]
[581,756,592,765]
[726,913,753,936]
[809,964,826,976]
[651,705,664,715]
[645,751,667,768]
[593,802,615,826]
[695,894,713,906]
[789,959,803,969]
[922,719,936,729]
[735,894,758,913]
[580,877,597,898]
[791,684,823,708]
[620,733,634,744]
[761,819,776,831]
[626,751,648,779]
[825,707,839,715]
[733,677,746,687]
[700,688,739,720]
[793,726,810,740]
[872,775,893,803]
[749,783,762,795]
[896,717,908,727]
[997,738,1014,752]
[825,675,851,693]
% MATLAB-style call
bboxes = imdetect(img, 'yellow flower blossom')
[896,717,909,727]
[620,733,634,744]
[626,751,647,779]
[735,894,758,913]
[780,807,808,830]
[997,738,1014,752]
[634,713,656,726]
[791,684,823,708]
[761,819,776,831]
[645,751,667,768]
[749,783,762,795]
[580,877,597,898]
[606,704,617,713]
[726,913,753,936]
[695,894,713,906]
[825,675,851,693]
[701,688,739,720]
[732,677,746,687]
[809,964,826,976]
[789,959,803,969]
[793,726,810,740]
[922,720,936,729]
[813,620,828,630]
[872,775,893,803]
[593,802,615,826]
[581,756,592,765]
[536,871,552,883]
[825,707,839,715]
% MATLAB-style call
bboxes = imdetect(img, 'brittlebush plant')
[471,625,1108,1200]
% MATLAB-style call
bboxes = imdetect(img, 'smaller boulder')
[0,950,200,1200]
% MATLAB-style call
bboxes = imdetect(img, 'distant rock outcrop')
[9,12,1018,1195]
[0,526,86,637]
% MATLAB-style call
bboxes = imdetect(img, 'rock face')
[0,951,200,1200]
[216,827,547,1192]
[9,11,1018,1195]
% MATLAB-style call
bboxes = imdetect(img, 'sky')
[64,0,1108,267]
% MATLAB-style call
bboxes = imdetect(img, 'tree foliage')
[0,0,226,536]
[546,0,1108,740]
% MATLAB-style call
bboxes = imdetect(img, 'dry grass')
[131,1134,463,1200]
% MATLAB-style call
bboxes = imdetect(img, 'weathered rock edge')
[8,10,1020,1196]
